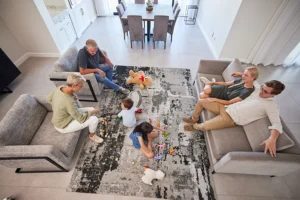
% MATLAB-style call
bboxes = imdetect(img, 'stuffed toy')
[127,70,152,89]
[141,167,165,185]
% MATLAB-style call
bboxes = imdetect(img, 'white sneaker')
[200,77,211,84]
[89,134,104,143]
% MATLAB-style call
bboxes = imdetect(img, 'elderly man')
[78,39,130,94]
[184,80,285,157]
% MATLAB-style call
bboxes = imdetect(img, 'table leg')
[147,21,151,41]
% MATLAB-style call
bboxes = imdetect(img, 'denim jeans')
[94,64,119,91]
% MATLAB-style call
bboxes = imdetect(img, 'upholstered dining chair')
[168,6,181,42]
[116,4,129,40]
[128,15,145,49]
[121,0,128,10]
[173,1,178,13]
[135,0,145,4]
[153,15,169,49]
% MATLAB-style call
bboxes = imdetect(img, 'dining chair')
[121,0,128,10]
[168,6,180,42]
[116,4,129,40]
[153,15,169,49]
[128,15,145,49]
[173,1,178,13]
[135,0,145,4]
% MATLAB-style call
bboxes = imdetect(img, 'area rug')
[67,66,216,200]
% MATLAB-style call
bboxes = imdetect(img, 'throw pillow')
[222,58,243,82]
[243,117,295,152]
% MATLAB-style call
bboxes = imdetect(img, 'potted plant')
[146,0,153,11]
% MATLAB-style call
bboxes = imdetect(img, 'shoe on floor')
[184,124,194,131]
[89,134,103,143]
[183,117,197,124]
[193,123,206,131]
[118,87,130,95]
[200,77,211,84]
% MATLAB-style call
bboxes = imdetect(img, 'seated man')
[183,80,285,157]
[78,39,130,94]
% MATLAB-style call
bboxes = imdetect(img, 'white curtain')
[94,0,113,16]
[284,42,300,67]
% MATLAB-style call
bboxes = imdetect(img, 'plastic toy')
[169,148,176,155]
[154,154,163,161]
[141,168,165,185]
[157,143,165,149]
[162,132,169,137]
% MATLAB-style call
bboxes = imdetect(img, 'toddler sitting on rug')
[118,98,140,127]
[130,122,165,158]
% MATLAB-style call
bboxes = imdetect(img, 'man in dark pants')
[78,39,130,94]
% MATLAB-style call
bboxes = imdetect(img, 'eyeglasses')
[260,85,271,95]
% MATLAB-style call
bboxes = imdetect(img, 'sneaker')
[184,124,194,131]
[193,123,206,131]
[200,77,211,84]
[183,117,197,124]
[118,87,130,95]
[89,134,104,143]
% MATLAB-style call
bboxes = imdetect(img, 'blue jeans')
[94,64,119,91]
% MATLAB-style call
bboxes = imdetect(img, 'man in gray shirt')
[78,39,130,94]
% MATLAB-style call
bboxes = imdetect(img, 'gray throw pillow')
[54,46,79,72]
[243,117,295,152]
[222,58,243,82]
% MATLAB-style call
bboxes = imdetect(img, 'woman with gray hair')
[47,73,103,143]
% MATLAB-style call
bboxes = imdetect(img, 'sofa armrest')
[198,60,231,75]
[214,152,300,176]
[0,145,70,170]
[33,95,53,112]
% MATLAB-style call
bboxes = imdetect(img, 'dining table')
[121,4,175,41]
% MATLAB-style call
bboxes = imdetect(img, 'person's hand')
[260,137,277,157]
[205,82,214,85]
[97,69,106,78]
[90,109,100,115]
[231,72,243,77]
[204,98,217,103]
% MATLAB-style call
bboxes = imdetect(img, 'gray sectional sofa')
[193,59,300,176]
[0,94,82,173]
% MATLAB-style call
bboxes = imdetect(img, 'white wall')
[0,0,59,54]
[0,17,26,64]
[220,0,283,60]
[197,0,242,58]
[86,0,97,22]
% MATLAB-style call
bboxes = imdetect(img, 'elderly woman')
[47,73,103,143]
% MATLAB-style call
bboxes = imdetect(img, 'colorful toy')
[141,168,165,185]
[155,154,163,161]
[169,148,176,155]
[118,116,123,120]
[135,108,142,113]
[162,132,169,137]
[155,120,160,127]
[127,70,153,89]
[157,143,165,149]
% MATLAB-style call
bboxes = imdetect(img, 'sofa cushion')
[209,126,252,160]
[280,120,300,155]
[222,59,244,82]
[243,117,295,152]
[0,94,47,146]
[30,113,81,157]
[54,46,79,72]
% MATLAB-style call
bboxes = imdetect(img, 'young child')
[129,122,165,158]
[118,98,138,127]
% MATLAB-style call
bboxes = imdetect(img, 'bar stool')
[184,5,198,25]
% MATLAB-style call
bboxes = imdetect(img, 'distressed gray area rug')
[67,66,216,200]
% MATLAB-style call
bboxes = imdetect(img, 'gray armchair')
[117,4,129,40]
[0,94,82,173]
[121,0,127,10]
[153,15,169,49]
[168,6,180,42]
[49,46,104,102]
[128,15,145,49]
[135,0,145,4]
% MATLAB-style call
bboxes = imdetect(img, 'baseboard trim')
[196,20,218,60]
[14,52,60,67]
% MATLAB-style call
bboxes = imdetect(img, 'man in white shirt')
[183,80,285,157]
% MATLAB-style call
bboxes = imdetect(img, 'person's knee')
[89,116,98,125]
